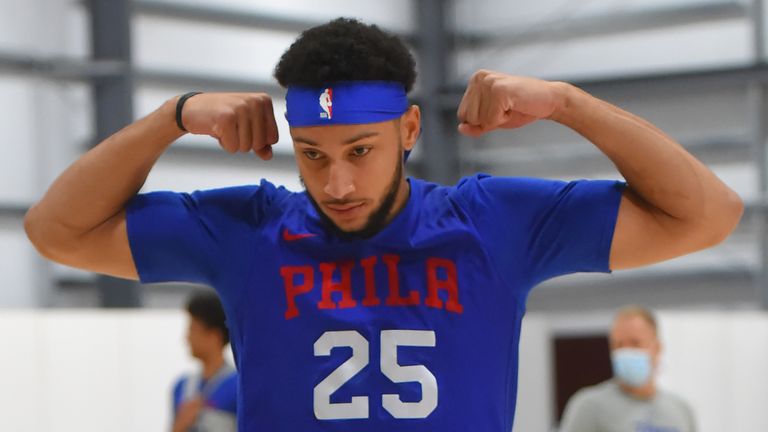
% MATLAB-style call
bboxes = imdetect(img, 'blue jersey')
[172,365,238,417]
[128,174,624,432]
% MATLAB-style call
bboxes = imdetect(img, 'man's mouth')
[325,201,366,215]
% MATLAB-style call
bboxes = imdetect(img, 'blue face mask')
[611,348,653,388]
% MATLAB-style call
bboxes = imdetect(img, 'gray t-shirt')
[559,380,696,432]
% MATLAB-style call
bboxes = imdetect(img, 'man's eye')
[304,151,322,160]
[351,147,370,157]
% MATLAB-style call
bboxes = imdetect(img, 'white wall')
[452,0,752,82]
[0,78,37,204]
[150,0,415,33]
[0,220,41,306]
[0,310,196,432]
[453,0,741,33]
[1,310,764,431]
[514,314,554,432]
[658,311,768,432]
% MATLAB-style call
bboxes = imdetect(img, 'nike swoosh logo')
[283,228,318,242]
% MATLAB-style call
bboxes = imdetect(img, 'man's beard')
[303,151,405,240]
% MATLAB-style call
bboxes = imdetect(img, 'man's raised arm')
[457,70,744,270]
[24,93,278,279]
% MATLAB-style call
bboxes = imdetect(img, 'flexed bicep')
[609,188,725,270]
[27,209,139,280]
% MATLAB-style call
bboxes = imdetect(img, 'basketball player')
[25,18,742,432]
[172,291,237,432]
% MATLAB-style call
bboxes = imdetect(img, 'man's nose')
[324,162,356,199]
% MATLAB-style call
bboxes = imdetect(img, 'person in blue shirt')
[172,290,237,432]
[26,17,742,432]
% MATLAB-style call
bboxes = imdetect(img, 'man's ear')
[651,340,662,368]
[401,105,421,151]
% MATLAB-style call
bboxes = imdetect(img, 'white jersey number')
[313,330,437,420]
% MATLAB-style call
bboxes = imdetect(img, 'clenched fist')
[457,70,564,137]
[180,93,279,160]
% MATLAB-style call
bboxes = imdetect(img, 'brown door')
[553,334,613,422]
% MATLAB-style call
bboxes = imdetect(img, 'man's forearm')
[25,98,182,244]
[549,82,741,225]
[25,92,277,273]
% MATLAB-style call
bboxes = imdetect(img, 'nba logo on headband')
[319,88,333,120]
[285,81,407,127]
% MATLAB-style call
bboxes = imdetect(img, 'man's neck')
[618,379,657,400]
[385,177,411,225]
[201,353,226,380]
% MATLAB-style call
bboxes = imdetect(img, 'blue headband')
[285,81,408,127]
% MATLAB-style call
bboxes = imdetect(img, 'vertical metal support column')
[89,0,142,307]
[751,0,768,308]
[415,0,460,184]
[749,84,768,308]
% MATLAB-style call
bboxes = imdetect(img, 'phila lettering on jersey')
[280,254,463,320]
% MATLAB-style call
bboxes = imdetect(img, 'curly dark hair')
[274,17,417,92]
[186,290,230,345]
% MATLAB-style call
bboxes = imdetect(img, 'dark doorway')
[553,334,613,422]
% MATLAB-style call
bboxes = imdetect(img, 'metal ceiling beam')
[527,266,757,312]
[134,0,320,33]
[139,69,283,93]
[457,1,747,49]
[164,145,298,171]
[0,51,127,81]
[444,63,768,108]
[0,205,28,219]
[569,64,768,94]
[5,58,765,102]
[133,0,417,45]
[0,51,282,92]
[8,51,768,106]
[51,250,761,312]
[469,134,754,177]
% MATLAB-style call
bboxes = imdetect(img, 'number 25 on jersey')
[314,329,438,420]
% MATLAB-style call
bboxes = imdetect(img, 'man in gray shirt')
[559,306,696,432]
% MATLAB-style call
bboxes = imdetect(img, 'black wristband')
[175,91,202,132]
